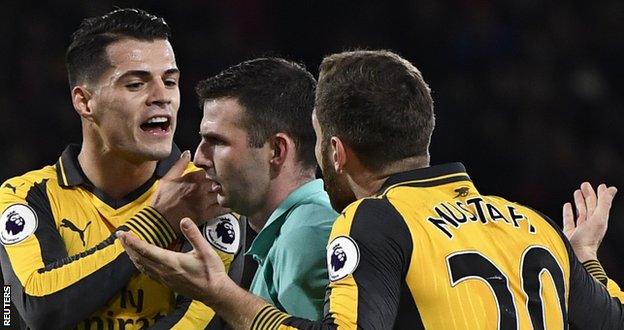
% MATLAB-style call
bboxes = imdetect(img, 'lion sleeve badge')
[1,204,39,245]
[203,213,241,254]
[327,236,360,281]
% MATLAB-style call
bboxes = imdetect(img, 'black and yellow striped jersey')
[253,163,624,329]
[0,144,243,329]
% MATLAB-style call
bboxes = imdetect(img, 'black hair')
[196,58,317,169]
[66,8,171,87]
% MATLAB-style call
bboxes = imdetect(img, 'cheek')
[212,148,238,178]
[172,89,181,108]
[94,96,133,123]
[238,150,270,184]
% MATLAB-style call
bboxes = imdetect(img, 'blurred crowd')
[1,0,622,280]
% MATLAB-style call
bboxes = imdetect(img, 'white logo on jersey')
[0,204,38,245]
[204,213,240,254]
[327,236,360,281]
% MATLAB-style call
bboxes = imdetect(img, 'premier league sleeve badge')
[203,213,240,254]
[327,235,360,281]
[1,204,38,245]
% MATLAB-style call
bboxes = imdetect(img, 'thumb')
[180,218,216,259]
[163,150,191,180]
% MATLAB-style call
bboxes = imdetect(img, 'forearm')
[0,236,135,329]
[1,207,176,329]
[207,278,268,330]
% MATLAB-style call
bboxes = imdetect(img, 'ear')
[330,136,348,173]
[269,133,291,167]
[72,86,95,122]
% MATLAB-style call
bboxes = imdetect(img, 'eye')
[164,79,178,87]
[125,82,145,90]
[206,136,225,146]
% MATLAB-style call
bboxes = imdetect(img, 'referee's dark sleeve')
[250,198,414,329]
[0,178,177,330]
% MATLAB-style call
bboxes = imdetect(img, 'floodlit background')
[1,1,623,282]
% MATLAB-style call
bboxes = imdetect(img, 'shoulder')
[1,165,58,204]
[279,192,338,235]
[0,166,57,245]
[328,197,413,258]
[484,194,572,259]
[286,201,338,226]
[332,197,405,236]
[495,196,564,232]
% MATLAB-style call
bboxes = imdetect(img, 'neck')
[78,139,157,200]
[247,169,315,232]
[350,155,430,199]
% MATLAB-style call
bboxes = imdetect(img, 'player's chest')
[77,274,173,330]
[49,189,153,254]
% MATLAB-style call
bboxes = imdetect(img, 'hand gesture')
[118,218,229,304]
[152,151,229,233]
[562,182,617,262]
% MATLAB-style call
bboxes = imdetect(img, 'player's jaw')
[320,144,357,213]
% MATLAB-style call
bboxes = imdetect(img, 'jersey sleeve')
[250,197,412,329]
[581,259,624,302]
[151,216,246,330]
[567,242,624,328]
[0,177,177,329]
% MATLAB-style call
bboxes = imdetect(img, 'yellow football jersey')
[0,145,243,329]
[253,163,624,329]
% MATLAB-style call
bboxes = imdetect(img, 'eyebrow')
[200,131,221,138]
[118,68,180,80]
[199,131,228,142]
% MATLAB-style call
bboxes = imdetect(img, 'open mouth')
[205,174,223,192]
[211,181,222,193]
[140,116,171,134]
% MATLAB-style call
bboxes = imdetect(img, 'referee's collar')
[55,143,182,187]
[377,162,469,194]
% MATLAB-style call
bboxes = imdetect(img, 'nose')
[147,80,172,107]
[193,139,214,171]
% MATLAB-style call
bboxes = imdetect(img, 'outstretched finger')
[163,150,191,180]
[562,202,575,239]
[573,189,587,225]
[580,182,597,218]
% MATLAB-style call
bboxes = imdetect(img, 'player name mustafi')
[428,196,535,239]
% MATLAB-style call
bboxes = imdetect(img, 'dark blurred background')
[1,0,622,283]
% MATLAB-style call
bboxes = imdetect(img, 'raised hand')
[562,182,618,262]
[151,151,229,233]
